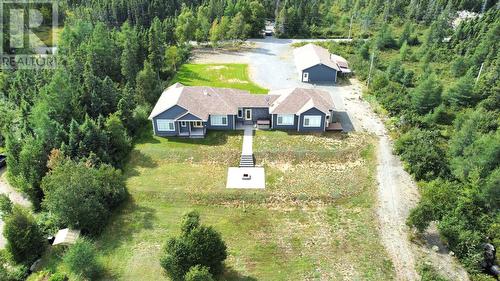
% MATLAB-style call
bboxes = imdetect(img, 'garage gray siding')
[303,64,337,83]
[298,108,326,132]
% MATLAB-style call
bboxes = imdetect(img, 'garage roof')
[294,43,340,71]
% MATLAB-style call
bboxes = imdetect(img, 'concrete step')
[239,154,255,167]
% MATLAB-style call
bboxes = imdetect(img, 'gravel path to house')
[0,168,32,248]
[192,37,469,281]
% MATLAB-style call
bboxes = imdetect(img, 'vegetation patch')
[171,64,268,94]
[93,130,394,280]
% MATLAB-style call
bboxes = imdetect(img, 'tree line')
[314,8,498,279]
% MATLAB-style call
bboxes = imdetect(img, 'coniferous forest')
[0,0,498,280]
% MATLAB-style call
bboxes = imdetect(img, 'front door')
[245,109,252,121]
[303,72,309,82]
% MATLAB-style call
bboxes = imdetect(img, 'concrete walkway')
[241,126,253,155]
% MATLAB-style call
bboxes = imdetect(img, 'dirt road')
[0,169,32,248]
[192,37,469,281]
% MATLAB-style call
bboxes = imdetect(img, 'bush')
[394,128,449,180]
[48,272,67,281]
[63,239,101,279]
[41,158,126,235]
[0,194,13,218]
[4,206,45,264]
[0,251,27,281]
[450,57,468,77]
[160,211,227,281]
[185,265,214,281]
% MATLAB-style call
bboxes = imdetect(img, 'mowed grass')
[95,130,395,280]
[171,64,269,94]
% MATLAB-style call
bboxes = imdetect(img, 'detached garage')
[294,43,340,84]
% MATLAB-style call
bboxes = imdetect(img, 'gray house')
[148,83,336,138]
[294,43,351,83]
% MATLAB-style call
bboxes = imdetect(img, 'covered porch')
[178,121,206,138]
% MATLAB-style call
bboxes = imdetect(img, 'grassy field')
[91,130,394,280]
[171,64,269,94]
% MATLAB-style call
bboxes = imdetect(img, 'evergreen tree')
[411,74,442,114]
[120,22,141,84]
[136,61,160,105]
[148,17,165,74]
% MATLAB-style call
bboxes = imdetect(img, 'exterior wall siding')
[152,105,187,136]
[235,107,271,124]
[179,122,190,134]
[298,108,326,132]
[177,113,202,121]
[206,115,235,130]
[302,64,337,83]
[152,120,178,137]
[271,114,299,131]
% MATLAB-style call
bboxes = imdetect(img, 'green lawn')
[93,130,394,280]
[171,64,269,94]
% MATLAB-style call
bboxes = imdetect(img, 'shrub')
[0,194,13,218]
[394,128,449,180]
[185,265,214,281]
[160,211,227,281]
[41,158,126,235]
[4,206,45,264]
[450,57,468,77]
[63,239,101,279]
[48,272,67,281]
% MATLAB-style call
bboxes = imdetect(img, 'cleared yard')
[94,130,394,280]
[171,64,268,94]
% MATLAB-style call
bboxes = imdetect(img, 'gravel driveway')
[192,37,469,281]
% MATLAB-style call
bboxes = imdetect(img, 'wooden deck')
[326,122,343,131]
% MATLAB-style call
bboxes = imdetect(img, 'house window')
[303,116,322,127]
[210,115,228,126]
[193,121,203,128]
[276,114,294,125]
[237,109,243,118]
[180,121,187,127]
[157,119,175,131]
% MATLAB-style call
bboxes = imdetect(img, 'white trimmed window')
[303,116,322,127]
[193,121,204,128]
[237,109,243,118]
[277,114,294,125]
[157,119,175,131]
[210,115,228,126]
[180,121,187,127]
